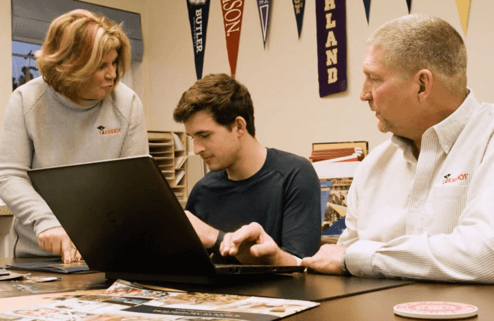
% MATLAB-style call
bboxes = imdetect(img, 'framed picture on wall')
[312,141,368,239]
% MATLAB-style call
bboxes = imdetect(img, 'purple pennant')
[406,0,412,13]
[186,0,211,80]
[257,0,272,48]
[292,0,305,39]
[363,0,371,24]
[316,0,347,97]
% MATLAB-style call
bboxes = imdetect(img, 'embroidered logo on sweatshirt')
[442,173,468,185]
[97,125,121,135]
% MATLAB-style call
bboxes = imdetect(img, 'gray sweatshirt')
[0,77,149,257]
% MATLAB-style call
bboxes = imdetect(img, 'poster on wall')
[257,0,272,48]
[316,0,347,97]
[186,0,210,80]
[221,0,245,77]
[292,0,305,38]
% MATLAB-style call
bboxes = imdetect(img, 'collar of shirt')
[47,85,102,111]
[391,88,479,161]
[431,89,478,155]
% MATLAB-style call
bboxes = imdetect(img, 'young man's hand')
[220,222,297,266]
[37,227,81,263]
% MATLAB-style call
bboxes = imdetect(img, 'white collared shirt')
[339,90,494,283]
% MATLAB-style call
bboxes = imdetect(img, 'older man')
[221,14,494,283]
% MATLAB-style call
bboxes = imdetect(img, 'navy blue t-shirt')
[186,148,321,258]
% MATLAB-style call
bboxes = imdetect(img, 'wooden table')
[0,257,109,298]
[0,206,11,216]
[1,257,493,320]
[283,282,494,320]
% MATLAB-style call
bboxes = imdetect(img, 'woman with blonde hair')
[0,9,149,262]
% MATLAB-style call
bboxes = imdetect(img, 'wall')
[0,1,12,129]
[1,0,494,254]
[2,1,494,166]
[143,0,494,163]
[3,0,494,183]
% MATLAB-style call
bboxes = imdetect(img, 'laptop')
[28,155,304,284]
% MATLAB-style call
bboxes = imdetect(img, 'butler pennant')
[316,0,347,97]
[221,0,245,77]
[187,0,210,79]
[257,0,272,48]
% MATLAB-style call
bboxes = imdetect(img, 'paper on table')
[175,155,188,169]
[175,170,186,185]
[312,160,361,179]
[173,133,185,151]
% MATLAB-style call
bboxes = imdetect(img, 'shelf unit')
[147,131,188,208]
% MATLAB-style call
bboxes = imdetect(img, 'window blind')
[12,0,143,61]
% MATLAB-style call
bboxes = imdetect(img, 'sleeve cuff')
[294,255,302,266]
[34,217,61,237]
[345,240,384,277]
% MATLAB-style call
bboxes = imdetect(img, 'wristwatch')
[340,251,351,276]
[210,230,225,254]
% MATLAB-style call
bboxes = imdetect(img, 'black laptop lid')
[28,156,218,278]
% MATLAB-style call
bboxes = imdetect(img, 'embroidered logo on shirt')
[97,125,121,135]
[442,173,468,184]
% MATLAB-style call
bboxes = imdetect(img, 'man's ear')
[415,69,433,103]
[234,116,247,136]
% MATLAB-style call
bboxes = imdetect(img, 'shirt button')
[414,202,419,208]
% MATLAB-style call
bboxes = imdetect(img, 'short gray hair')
[367,14,467,95]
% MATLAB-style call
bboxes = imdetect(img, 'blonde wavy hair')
[36,9,131,103]
[368,14,467,96]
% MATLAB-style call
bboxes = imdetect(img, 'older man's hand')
[301,244,348,275]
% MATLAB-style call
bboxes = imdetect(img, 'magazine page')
[6,261,90,274]
[0,279,319,320]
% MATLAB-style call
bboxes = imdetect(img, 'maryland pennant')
[221,0,245,77]
[316,0,347,97]
[292,0,305,39]
[187,0,210,80]
[257,0,272,48]
[456,0,471,35]
[406,0,412,13]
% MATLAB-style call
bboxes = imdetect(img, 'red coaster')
[393,301,478,319]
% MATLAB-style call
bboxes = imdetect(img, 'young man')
[173,73,320,264]
[221,14,494,283]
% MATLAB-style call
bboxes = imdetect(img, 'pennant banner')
[456,0,471,35]
[187,0,210,80]
[221,0,245,77]
[406,0,412,13]
[363,0,371,24]
[316,0,347,97]
[292,0,305,39]
[257,0,272,48]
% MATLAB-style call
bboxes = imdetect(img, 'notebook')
[28,155,304,284]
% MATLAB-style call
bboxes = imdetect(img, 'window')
[11,0,143,91]
[12,41,41,91]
